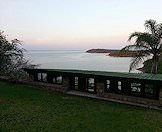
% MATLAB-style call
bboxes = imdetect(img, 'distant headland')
[86,49,119,53]
[86,49,137,57]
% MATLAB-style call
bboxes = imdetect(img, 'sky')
[0,0,162,50]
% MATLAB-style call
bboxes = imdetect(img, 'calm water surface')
[25,50,141,73]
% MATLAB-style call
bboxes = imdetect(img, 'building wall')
[159,88,162,105]
[95,78,161,107]
[23,69,162,108]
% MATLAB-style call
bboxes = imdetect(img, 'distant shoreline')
[86,49,119,53]
[86,49,137,57]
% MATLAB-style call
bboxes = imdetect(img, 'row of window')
[105,80,155,98]
[74,77,156,98]
[36,73,157,99]
[37,73,63,84]
[74,77,95,93]
[106,80,122,91]
[74,77,155,97]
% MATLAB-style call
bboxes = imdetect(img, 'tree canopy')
[122,19,162,74]
[0,31,34,79]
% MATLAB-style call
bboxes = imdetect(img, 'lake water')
[25,50,141,73]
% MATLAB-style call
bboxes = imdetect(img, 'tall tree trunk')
[151,55,158,74]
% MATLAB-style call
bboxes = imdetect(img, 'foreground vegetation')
[122,19,162,73]
[140,54,162,73]
[142,58,162,74]
[0,31,35,80]
[0,82,162,131]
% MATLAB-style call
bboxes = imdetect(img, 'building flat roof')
[24,68,162,82]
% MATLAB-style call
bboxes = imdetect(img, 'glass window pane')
[145,84,154,94]
[87,78,94,92]
[42,73,47,82]
[106,80,110,91]
[131,83,141,92]
[56,76,62,84]
[118,81,121,90]
[38,73,42,81]
[53,78,56,83]
[74,77,79,90]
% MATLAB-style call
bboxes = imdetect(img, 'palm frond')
[128,32,142,41]
[145,19,157,34]
[121,44,137,51]
[126,19,162,73]
[128,32,158,51]
[129,57,145,72]
[129,56,144,72]
[156,23,162,38]
[129,50,150,72]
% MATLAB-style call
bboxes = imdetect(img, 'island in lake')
[86,49,138,57]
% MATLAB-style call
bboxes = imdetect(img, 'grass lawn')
[0,82,162,132]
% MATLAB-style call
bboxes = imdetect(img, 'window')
[118,81,121,91]
[53,78,56,83]
[131,83,141,92]
[37,73,47,82]
[145,84,154,94]
[42,73,47,82]
[87,78,95,92]
[38,73,42,81]
[52,76,63,84]
[131,83,141,96]
[56,76,62,84]
[144,84,154,98]
[74,77,79,90]
[106,80,110,91]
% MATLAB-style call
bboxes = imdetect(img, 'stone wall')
[96,79,105,97]
[25,76,71,93]
[95,78,161,107]
[0,76,69,93]
[102,92,160,107]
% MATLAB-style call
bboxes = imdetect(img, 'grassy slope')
[0,82,162,132]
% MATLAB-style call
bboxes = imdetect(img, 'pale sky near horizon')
[0,0,162,50]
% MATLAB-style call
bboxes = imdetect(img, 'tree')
[0,31,35,80]
[122,19,162,74]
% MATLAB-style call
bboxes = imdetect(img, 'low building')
[24,68,162,109]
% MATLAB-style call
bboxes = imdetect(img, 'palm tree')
[122,19,162,74]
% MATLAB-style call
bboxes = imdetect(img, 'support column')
[33,72,38,81]
[62,76,71,92]
[159,88,162,104]
[80,77,87,92]
[96,78,105,97]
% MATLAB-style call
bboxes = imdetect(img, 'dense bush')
[0,31,35,80]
